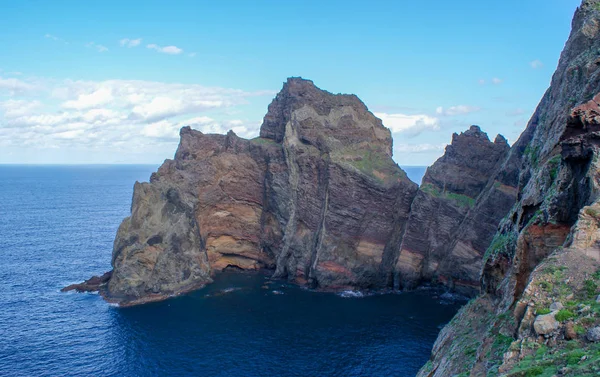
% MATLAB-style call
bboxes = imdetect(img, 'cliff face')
[83,77,426,305]
[396,126,514,295]
[64,76,518,306]
[419,1,600,376]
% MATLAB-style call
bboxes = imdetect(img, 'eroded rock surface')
[396,126,513,295]
[77,77,427,306]
[419,2,600,376]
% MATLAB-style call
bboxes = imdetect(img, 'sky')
[0,0,583,165]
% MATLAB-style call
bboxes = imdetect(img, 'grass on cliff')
[338,147,407,184]
[250,137,281,146]
[524,145,540,169]
[505,341,600,377]
[484,232,518,262]
[420,183,475,208]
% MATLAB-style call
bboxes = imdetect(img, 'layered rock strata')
[68,81,515,306]
[419,1,600,375]
[396,126,514,295]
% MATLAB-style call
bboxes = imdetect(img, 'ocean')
[0,165,459,377]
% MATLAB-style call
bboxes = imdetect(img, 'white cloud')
[147,44,183,55]
[375,112,439,136]
[478,79,486,85]
[395,143,446,153]
[530,59,543,69]
[0,100,42,117]
[45,34,68,44]
[0,75,271,155]
[85,42,108,53]
[435,105,480,116]
[0,76,39,95]
[63,87,114,109]
[491,77,503,85]
[120,38,142,47]
[188,52,197,57]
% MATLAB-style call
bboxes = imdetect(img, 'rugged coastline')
[65,77,512,306]
[64,1,600,374]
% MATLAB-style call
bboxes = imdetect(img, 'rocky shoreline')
[65,1,600,374]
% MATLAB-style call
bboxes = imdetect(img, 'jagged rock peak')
[259,77,393,156]
[494,134,508,145]
[443,126,510,168]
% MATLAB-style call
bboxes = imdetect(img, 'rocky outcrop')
[419,1,600,376]
[69,74,519,306]
[395,126,513,295]
[77,77,426,306]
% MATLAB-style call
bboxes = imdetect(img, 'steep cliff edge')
[396,126,513,295]
[419,1,600,376]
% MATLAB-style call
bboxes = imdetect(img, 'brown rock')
[71,77,420,305]
[565,321,578,340]
[396,125,513,294]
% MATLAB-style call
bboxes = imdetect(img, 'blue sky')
[0,0,582,165]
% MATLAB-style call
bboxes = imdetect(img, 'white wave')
[338,290,364,298]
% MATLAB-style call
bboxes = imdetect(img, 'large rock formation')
[66,77,519,306]
[395,126,514,295]
[419,1,600,376]
[76,78,430,306]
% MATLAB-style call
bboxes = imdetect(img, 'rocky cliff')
[67,78,429,305]
[418,1,600,376]
[396,126,513,295]
[65,77,516,306]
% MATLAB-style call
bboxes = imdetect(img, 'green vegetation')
[536,308,551,315]
[250,137,280,146]
[555,309,575,322]
[420,183,441,197]
[585,207,600,218]
[584,279,598,299]
[484,232,518,262]
[446,192,476,208]
[566,350,585,365]
[339,147,407,184]
[524,145,540,168]
[420,183,475,208]
[547,155,561,181]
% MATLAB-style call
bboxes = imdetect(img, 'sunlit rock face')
[102,77,420,305]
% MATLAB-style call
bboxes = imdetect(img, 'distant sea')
[0,164,455,377]
[401,165,428,186]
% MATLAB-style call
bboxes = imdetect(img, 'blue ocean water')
[401,166,428,186]
[0,165,458,377]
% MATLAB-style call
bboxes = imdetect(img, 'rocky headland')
[64,0,600,374]
[64,77,513,306]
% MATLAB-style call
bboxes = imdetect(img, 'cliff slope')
[77,78,424,305]
[396,126,514,295]
[64,77,516,306]
[419,1,600,375]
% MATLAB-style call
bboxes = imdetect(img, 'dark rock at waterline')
[61,271,112,293]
